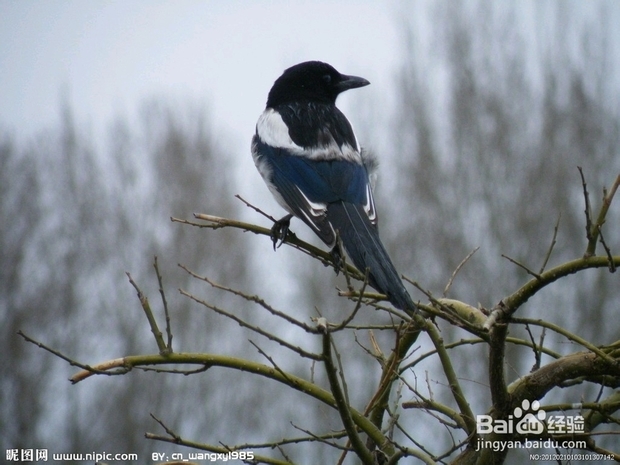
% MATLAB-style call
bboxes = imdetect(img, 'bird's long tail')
[327,202,416,315]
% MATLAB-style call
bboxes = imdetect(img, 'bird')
[251,61,416,316]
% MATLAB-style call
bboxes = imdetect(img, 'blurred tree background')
[1,1,619,463]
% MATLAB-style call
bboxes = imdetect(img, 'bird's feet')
[330,243,346,275]
[270,214,293,250]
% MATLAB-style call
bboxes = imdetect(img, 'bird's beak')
[337,74,370,92]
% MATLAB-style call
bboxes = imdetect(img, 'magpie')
[251,61,416,315]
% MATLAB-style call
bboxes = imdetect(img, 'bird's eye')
[322,74,332,84]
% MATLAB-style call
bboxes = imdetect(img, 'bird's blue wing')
[252,136,375,247]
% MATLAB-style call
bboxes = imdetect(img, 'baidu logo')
[477,399,546,435]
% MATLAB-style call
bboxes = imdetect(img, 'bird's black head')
[266,61,370,108]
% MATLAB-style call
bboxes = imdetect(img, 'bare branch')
[288,424,350,451]
[327,270,369,331]
[584,172,620,257]
[235,193,279,222]
[400,335,561,374]
[321,330,378,465]
[147,412,293,465]
[597,224,616,272]
[153,256,173,353]
[424,319,476,435]
[443,247,479,297]
[250,340,295,386]
[179,263,317,333]
[126,272,167,354]
[488,307,510,414]
[539,213,561,274]
[407,280,484,332]
[509,350,620,404]
[179,288,322,361]
[173,213,363,279]
[499,255,620,319]
[524,323,542,372]
[17,331,131,380]
[150,412,181,441]
[501,254,542,280]
[578,166,594,248]
[511,317,617,365]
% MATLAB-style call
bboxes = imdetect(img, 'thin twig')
[235,193,278,222]
[179,288,322,361]
[365,327,404,417]
[501,255,542,280]
[153,256,173,353]
[239,427,349,450]
[17,331,131,380]
[510,317,617,365]
[249,340,294,385]
[539,213,561,274]
[407,279,482,331]
[150,412,181,441]
[290,423,351,451]
[401,333,561,375]
[147,413,294,465]
[578,166,593,245]
[126,272,167,354]
[443,247,479,296]
[524,323,541,372]
[179,263,316,332]
[584,172,620,257]
[597,225,616,272]
[328,271,369,331]
[401,394,464,430]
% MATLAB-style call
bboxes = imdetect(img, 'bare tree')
[6,2,620,464]
[21,166,618,464]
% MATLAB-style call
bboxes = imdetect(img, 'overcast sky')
[0,0,402,155]
[3,0,619,216]
[4,2,618,148]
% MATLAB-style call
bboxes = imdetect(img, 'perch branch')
[172,214,363,280]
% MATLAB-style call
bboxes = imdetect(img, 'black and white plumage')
[251,61,416,315]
